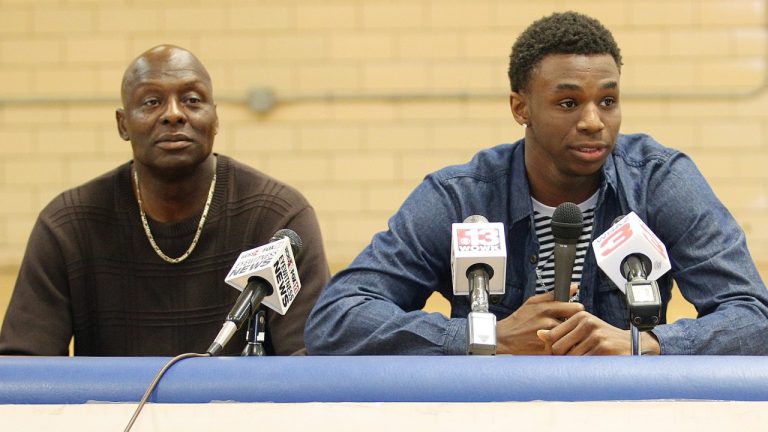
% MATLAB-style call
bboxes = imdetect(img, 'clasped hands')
[495,285,660,355]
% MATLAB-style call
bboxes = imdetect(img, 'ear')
[213,104,219,136]
[509,92,529,127]
[116,108,130,141]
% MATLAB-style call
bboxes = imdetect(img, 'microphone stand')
[630,324,641,355]
[241,308,266,357]
[620,255,662,356]
[624,278,661,356]
[466,265,497,355]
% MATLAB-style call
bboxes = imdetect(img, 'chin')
[570,164,605,178]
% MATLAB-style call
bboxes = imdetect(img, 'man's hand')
[537,312,661,355]
[496,285,583,355]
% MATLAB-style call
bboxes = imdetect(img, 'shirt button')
[530,254,538,264]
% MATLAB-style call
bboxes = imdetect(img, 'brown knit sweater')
[0,154,329,356]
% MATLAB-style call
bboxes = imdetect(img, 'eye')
[142,98,160,107]
[601,97,617,107]
[183,92,203,105]
[559,99,577,109]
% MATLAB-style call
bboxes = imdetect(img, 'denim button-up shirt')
[306,134,768,355]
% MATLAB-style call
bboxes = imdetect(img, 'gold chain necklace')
[132,157,217,264]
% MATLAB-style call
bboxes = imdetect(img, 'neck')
[524,156,600,207]
[133,156,217,223]
[527,174,599,207]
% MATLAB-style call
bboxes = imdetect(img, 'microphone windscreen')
[552,202,584,241]
[463,215,489,224]
[271,229,303,257]
[620,253,653,280]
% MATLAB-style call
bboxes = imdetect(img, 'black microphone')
[621,254,653,281]
[611,214,653,281]
[551,202,584,302]
[207,229,302,356]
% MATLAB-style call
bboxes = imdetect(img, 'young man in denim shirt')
[305,12,768,355]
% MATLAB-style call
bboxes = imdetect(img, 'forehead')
[129,68,210,88]
[530,54,620,89]
[122,49,212,95]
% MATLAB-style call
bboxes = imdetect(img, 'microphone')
[592,212,670,331]
[451,215,507,355]
[610,214,653,280]
[207,229,303,356]
[621,253,653,281]
[451,216,507,296]
[551,202,584,302]
[592,212,670,293]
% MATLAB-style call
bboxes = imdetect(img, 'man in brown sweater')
[0,45,329,356]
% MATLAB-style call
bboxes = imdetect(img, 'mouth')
[569,144,609,160]
[155,134,194,150]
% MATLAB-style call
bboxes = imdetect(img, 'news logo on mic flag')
[592,212,671,292]
[451,222,506,295]
[225,237,301,315]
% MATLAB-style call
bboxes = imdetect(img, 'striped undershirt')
[531,192,598,299]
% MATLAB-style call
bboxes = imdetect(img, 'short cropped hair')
[508,11,622,92]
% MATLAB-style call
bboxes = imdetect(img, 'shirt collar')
[508,140,534,225]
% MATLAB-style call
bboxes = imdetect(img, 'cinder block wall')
[0,0,766,321]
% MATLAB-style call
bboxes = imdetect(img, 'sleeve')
[304,175,469,355]
[646,152,768,354]
[0,214,73,356]
[265,205,331,356]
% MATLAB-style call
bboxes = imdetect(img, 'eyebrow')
[555,81,618,91]
[132,79,211,95]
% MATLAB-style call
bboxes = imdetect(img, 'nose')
[577,103,604,133]
[161,98,187,125]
